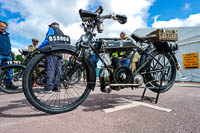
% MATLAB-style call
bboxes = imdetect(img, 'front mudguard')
[82,57,96,90]
[38,44,76,53]
[38,44,96,90]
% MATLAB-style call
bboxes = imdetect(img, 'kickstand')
[141,87,160,104]
[141,72,164,104]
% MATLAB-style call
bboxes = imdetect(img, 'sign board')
[183,52,199,69]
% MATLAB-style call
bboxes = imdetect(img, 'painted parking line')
[103,102,140,113]
[103,98,172,113]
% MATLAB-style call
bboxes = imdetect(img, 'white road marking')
[104,102,140,113]
[141,103,172,112]
[103,98,172,113]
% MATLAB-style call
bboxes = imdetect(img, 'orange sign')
[183,52,199,69]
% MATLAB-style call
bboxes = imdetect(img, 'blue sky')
[0,0,200,54]
[148,0,200,26]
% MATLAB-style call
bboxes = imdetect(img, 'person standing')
[38,22,63,93]
[28,38,39,87]
[0,20,18,89]
[120,31,129,40]
[119,32,130,66]
[111,31,130,68]
[28,38,39,52]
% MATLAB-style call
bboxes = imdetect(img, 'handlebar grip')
[95,5,103,14]
[115,14,127,24]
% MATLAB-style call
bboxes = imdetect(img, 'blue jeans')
[120,58,130,66]
[0,55,13,86]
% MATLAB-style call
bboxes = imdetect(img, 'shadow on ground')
[81,93,157,112]
[0,99,48,118]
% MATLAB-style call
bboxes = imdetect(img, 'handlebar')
[79,6,127,33]
[101,14,127,24]
[101,14,112,19]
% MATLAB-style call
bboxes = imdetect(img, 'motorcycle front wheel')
[23,50,92,114]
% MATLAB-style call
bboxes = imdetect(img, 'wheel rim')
[144,52,176,89]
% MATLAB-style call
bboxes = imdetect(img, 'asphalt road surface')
[0,82,200,133]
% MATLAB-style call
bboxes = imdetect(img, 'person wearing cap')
[38,22,64,93]
[0,20,18,90]
[28,38,39,52]
[27,38,39,87]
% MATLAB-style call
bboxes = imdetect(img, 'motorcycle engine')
[113,66,132,84]
[99,68,112,93]
[133,74,144,86]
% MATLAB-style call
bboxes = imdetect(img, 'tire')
[23,50,92,114]
[143,51,176,93]
[0,65,24,94]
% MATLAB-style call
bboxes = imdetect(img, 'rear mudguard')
[168,51,179,69]
[138,49,178,72]
[38,44,96,90]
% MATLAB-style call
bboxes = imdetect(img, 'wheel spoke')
[144,51,176,93]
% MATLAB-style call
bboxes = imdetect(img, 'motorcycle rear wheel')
[143,51,176,93]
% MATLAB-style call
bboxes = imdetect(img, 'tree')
[15,55,24,62]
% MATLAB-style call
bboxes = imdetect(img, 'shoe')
[6,84,18,90]
[52,87,61,92]
[38,89,52,94]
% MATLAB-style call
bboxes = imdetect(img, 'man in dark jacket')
[0,20,18,89]
[38,22,63,93]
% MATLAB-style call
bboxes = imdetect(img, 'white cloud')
[12,47,20,55]
[1,0,155,48]
[98,0,155,37]
[184,3,190,10]
[153,15,160,22]
[61,23,84,44]
[152,13,200,28]
[10,39,28,50]
[1,0,89,43]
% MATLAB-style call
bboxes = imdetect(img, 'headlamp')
[81,35,89,44]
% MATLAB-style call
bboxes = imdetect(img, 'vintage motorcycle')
[0,49,46,94]
[22,6,178,114]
